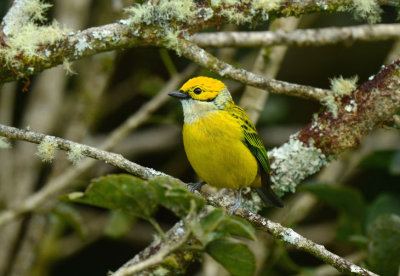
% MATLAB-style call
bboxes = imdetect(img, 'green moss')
[36,137,58,163]
[0,137,11,149]
[353,0,382,23]
[321,94,338,119]
[253,0,281,10]
[330,75,358,96]
[220,8,251,24]
[1,21,66,65]
[67,144,85,165]
[125,0,196,26]
[163,255,179,268]
[1,0,68,70]
[163,29,181,52]
[62,59,77,75]
[153,267,169,276]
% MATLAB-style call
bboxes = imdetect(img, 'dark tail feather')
[256,171,284,208]
[256,187,284,208]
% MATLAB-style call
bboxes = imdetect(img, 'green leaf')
[105,210,136,238]
[199,209,225,234]
[303,183,366,219]
[193,209,256,244]
[366,193,400,232]
[52,203,85,237]
[368,214,400,276]
[192,208,225,244]
[149,177,205,217]
[389,151,400,174]
[61,174,157,220]
[336,214,364,244]
[206,237,256,276]
[216,216,256,241]
[360,150,400,175]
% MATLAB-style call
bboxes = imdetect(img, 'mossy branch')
[1,0,396,96]
[0,20,328,99]
[111,220,194,276]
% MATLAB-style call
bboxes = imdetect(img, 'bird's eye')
[193,88,202,94]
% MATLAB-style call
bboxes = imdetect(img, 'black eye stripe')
[193,87,202,94]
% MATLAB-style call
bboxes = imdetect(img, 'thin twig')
[192,24,400,48]
[239,17,300,122]
[112,222,191,276]
[0,124,165,179]
[178,39,330,100]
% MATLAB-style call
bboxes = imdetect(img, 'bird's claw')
[229,188,243,215]
[229,200,241,215]
[187,181,205,193]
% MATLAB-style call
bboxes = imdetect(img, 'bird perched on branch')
[169,76,283,214]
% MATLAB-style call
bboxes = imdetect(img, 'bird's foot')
[229,188,243,215]
[187,181,205,193]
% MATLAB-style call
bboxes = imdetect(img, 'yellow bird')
[169,76,283,213]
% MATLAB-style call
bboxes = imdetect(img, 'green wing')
[228,105,270,173]
[229,105,284,208]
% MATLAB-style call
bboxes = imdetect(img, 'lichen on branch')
[299,59,400,156]
[0,0,68,70]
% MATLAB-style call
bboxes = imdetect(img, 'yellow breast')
[183,110,259,190]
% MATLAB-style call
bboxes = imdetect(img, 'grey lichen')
[124,0,281,54]
[338,0,382,23]
[321,75,359,118]
[153,267,170,276]
[280,228,302,245]
[0,1,68,68]
[268,135,329,194]
[353,0,382,23]
[321,94,338,119]
[36,136,58,163]
[2,0,52,36]
[124,0,198,53]
[67,144,85,165]
[125,0,196,26]
[330,75,358,96]
[242,187,263,213]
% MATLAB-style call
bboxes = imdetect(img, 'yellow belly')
[183,111,259,190]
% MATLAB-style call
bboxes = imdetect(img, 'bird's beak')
[168,91,190,99]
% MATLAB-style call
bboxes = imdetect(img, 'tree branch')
[111,220,194,276]
[3,0,392,98]
[0,22,145,83]
[177,39,330,100]
[0,21,328,100]
[235,208,377,276]
[239,17,300,122]
[192,23,400,48]
[0,125,166,179]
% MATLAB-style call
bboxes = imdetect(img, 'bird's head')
[169,77,233,122]
[169,76,227,101]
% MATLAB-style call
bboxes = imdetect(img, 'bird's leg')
[230,188,243,215]
[187,181,206,193]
